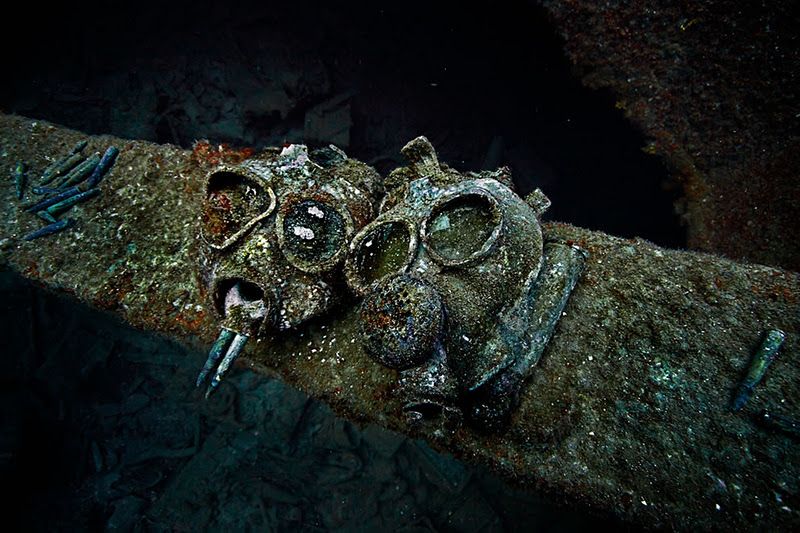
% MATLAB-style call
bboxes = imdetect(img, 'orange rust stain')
[191,141,256,167]
[174,309,208,332]
[23,261,40,278]
[278,191,335,216]
[201,192,234,237]
[713,275,730,291]
[365,311,393,329]
[93,272,134,310]
[750,272,799,304]
[566,238,592,254]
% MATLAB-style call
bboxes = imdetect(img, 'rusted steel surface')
[542,0,800,271]
[1,113,798,529]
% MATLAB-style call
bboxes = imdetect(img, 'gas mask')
[196,144,382,396]
[345,137,586,431]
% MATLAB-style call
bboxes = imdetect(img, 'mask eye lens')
[423,193,501,266]
[281,200,346,269]
[202,171,275,249]
[352,221,414,288]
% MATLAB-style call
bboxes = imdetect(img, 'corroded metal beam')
[1,113,798,529]
[541,0,800,271]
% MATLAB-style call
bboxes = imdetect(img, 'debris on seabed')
[23,219,75,241]
[39,140,87,184]
[86,146,120,188]
[11,140,119,241]
[46,188,100,216]
[731,329,786,411]
[13,161,26,199]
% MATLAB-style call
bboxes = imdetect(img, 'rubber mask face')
[197,144,382,395]
[347,137,586,432]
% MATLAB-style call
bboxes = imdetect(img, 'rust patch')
[93,272,135,310]
[191,140,256,167]
[174,308,208,332]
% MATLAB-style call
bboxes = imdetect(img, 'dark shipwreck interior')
[7,0,796,530]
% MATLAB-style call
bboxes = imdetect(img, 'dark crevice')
[1,0,684,249]
[213,278,265,316]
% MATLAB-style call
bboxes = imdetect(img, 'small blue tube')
[24,186,82,213]
[22,219,74,241]
[85,146,119,188]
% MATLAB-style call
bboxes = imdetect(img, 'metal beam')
[1,113,797,529]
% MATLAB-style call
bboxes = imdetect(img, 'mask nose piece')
[360,274,444,370]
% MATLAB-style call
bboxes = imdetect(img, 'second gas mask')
[345,137,586,431]
[196,144,382,396]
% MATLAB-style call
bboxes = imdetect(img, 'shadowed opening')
[213,278,265,317]
[404,402,444,421]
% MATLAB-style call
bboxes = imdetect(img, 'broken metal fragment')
[22,219,74,241]
[13,161,26,199]
[85,146,119,188]
[731,329,786,411]
[46,188,100,216]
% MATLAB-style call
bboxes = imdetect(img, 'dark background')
[0,1,670,529]
[1,0,684,247]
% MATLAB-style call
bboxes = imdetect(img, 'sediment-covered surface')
[542,0,800,271]
[2,114,798,529]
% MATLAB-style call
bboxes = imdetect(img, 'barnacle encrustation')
[196,144,383,396]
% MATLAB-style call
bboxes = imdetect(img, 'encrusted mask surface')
[196,144,382,395]
[345,137,585,432]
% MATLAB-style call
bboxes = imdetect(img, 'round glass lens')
[425,194,499,263]
[282,200,346,264]
[354,221,413,285]
[202,171,273,247]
